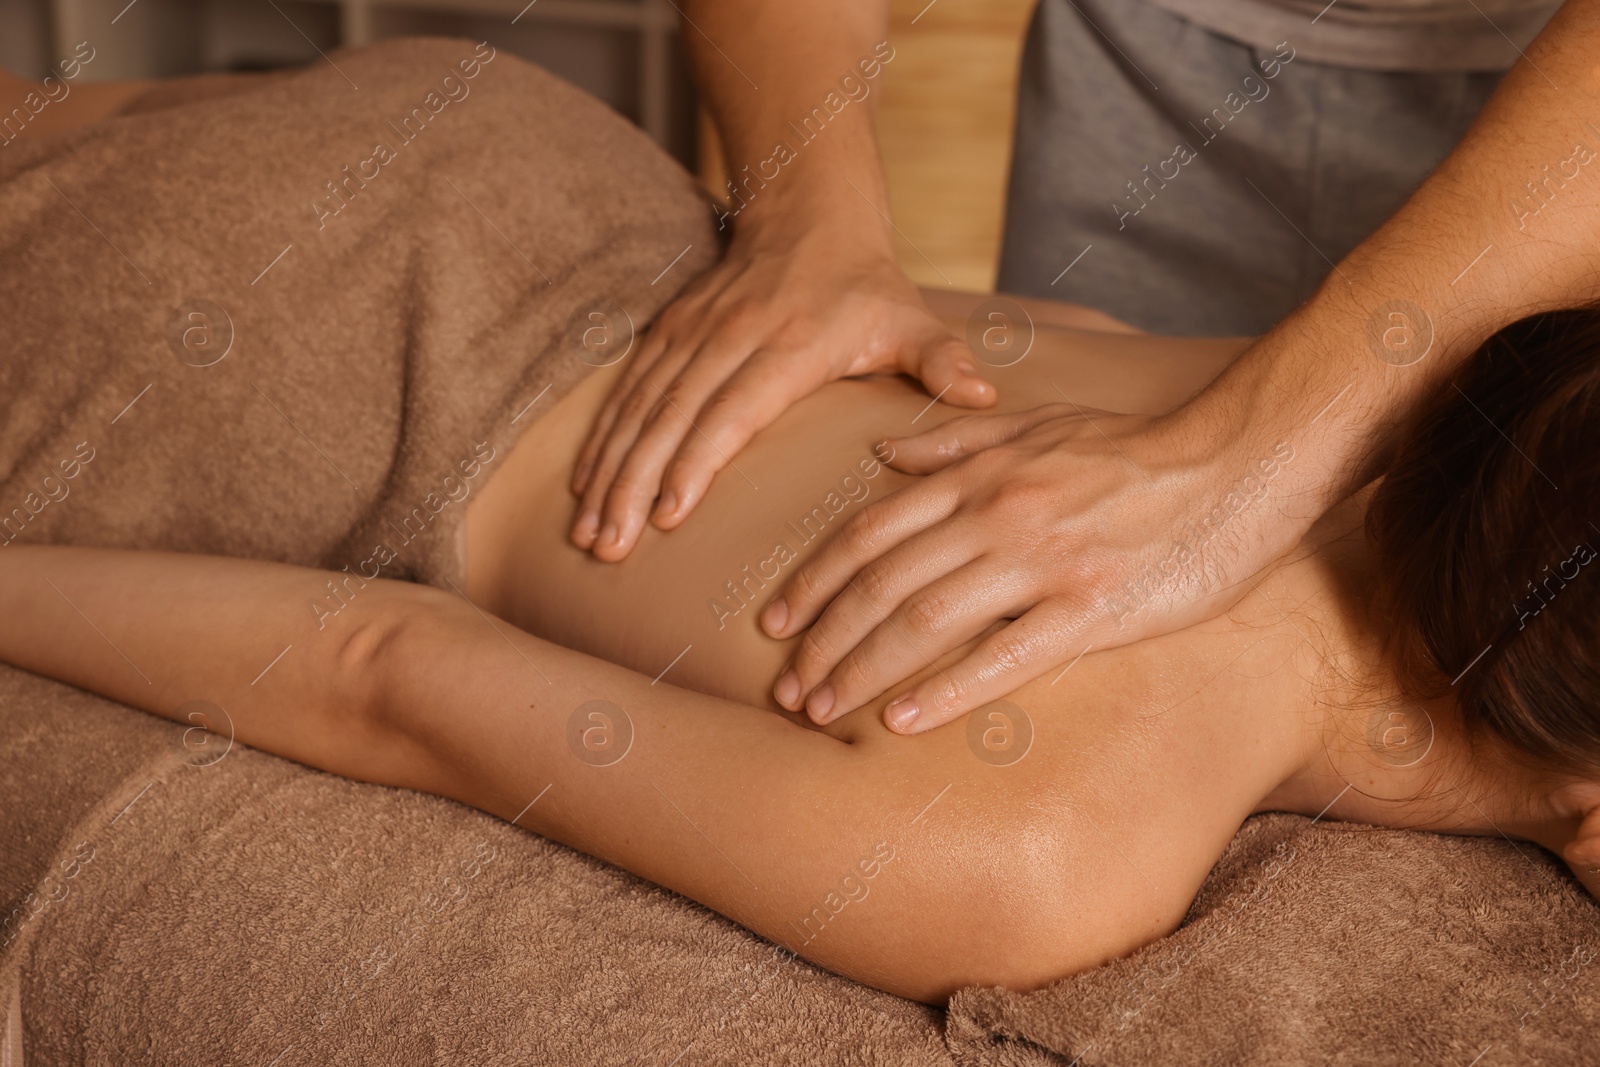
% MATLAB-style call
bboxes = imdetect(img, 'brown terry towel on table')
[948,814,1600,1065]
[0,36,1598,1067]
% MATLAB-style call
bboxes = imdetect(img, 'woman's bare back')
[459,299,1345,964]
[462,296,1250,708]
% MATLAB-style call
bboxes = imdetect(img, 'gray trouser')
[996,0,1504,335]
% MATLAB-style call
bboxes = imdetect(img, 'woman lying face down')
[4,291,1597,1004]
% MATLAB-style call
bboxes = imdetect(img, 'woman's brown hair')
[1366,308,1600,773]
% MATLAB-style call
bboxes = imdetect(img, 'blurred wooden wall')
[700,0,1036,293]
[16,0,1036,289]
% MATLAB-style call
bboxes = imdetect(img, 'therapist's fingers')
[900,330,997,412]
[570,340,701,553]
[593,336,801,556]
[572,343,652,495]
[571,260,732,496]
[791,559,1028,725]
[652,347,835,529]
[773,525,980,710]
[762,478,963,640]
[651,324,993,532]
[881,404,1079,476]
[881,601,1080,735]
[571,297,705,496]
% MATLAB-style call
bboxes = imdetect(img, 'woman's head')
[1366,308,1600,780]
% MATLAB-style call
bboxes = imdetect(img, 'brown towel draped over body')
[2,37,1598,1067]
[0,35,713,589]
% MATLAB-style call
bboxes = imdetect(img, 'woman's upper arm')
[372,596,1184,1001]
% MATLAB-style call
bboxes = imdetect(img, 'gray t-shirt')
[1141,0,1564,70]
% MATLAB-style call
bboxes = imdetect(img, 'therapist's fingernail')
[957,360,978,375]
[807,685,835,723]
[886,697,920,732]
[599,521,619,548]
[574,509,599,543]
[762,598,788,635]
[774,670,800,708]
[654,489,677,520]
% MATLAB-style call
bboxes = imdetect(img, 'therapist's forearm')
[1178,0,1600,515]
[681,0,895,234]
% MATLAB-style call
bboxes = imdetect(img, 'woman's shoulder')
[825,615,1311,964]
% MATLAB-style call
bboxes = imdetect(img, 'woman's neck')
[1256,489,1582,858]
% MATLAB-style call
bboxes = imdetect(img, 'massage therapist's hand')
[569,211,995,561]
[764,402,1309,734]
